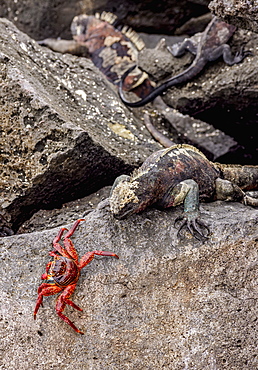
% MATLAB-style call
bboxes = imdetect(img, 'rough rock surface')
[0,0,209,39]
[209,0,258,33]
[17,186,111,234]
[152,97,237,160]
[0,200,257,369]
[174,12,213,35]
[0,18,160,232]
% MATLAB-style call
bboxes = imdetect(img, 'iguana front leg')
[168,38,198,57]
[38,38,90,57]
[162,179,209,239]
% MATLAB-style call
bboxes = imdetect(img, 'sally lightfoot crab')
[34,219,119,334]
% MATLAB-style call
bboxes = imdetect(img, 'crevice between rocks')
[3,133,135,233]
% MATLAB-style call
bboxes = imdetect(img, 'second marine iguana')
[38,12,155,99]
[119,16,251,107]
[109,144,258,239]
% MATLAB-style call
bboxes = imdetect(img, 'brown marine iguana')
[119,16,251,107]
[109,144,258,239]
[38,12,155,99]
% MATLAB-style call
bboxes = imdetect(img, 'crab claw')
[174,214,210,240]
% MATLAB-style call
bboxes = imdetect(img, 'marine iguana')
[38,12,155,99]
[119,16,251,107]
[109,144,258,239]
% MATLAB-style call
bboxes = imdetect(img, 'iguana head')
[71,14,101,43]
[109,177,148,219]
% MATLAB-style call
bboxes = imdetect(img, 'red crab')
[34,218,119,334]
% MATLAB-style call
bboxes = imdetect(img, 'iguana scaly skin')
[119,16,251,107]
[109,144,258,239]
[38,12,155,99]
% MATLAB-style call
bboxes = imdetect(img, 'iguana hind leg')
[208,44,251,65]
[215,178,258,206]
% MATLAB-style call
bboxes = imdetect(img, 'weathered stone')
[0,200,257,368]
[0,18,160,232]
[209,0,258,33]
[174,12,213,35]
[0,0,209,40]
[17,186,111,234]
[152,97,237,160]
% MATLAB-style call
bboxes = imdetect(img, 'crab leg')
[41,261,52,280]
[53,227,67,244]
[34,283,63,318]
[52,227,72,258]
[55,283,84,334]
[64,298,83,312]
[62,219,85,261]
[63,219,85,239]
[79,250,119,269]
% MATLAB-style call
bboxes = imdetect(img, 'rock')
[0,18,160,233]
[17,186,111,234]
[138,25,258,163]
[209,0,258,33]
[0,0,83,40]
[152,97,237,160]
[174,12,213,35]
[0,0,209,39]
[0,214,14,237]
[0,200,257,368]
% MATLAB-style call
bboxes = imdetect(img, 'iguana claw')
[175,214,210,240]
[233,45,252,63]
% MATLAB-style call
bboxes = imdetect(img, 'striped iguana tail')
[214,163,258,191]
[214,162,258,207]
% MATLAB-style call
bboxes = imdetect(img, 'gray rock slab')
[0,200,257,369]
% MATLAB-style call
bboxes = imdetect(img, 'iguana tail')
[214,163,258,191]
